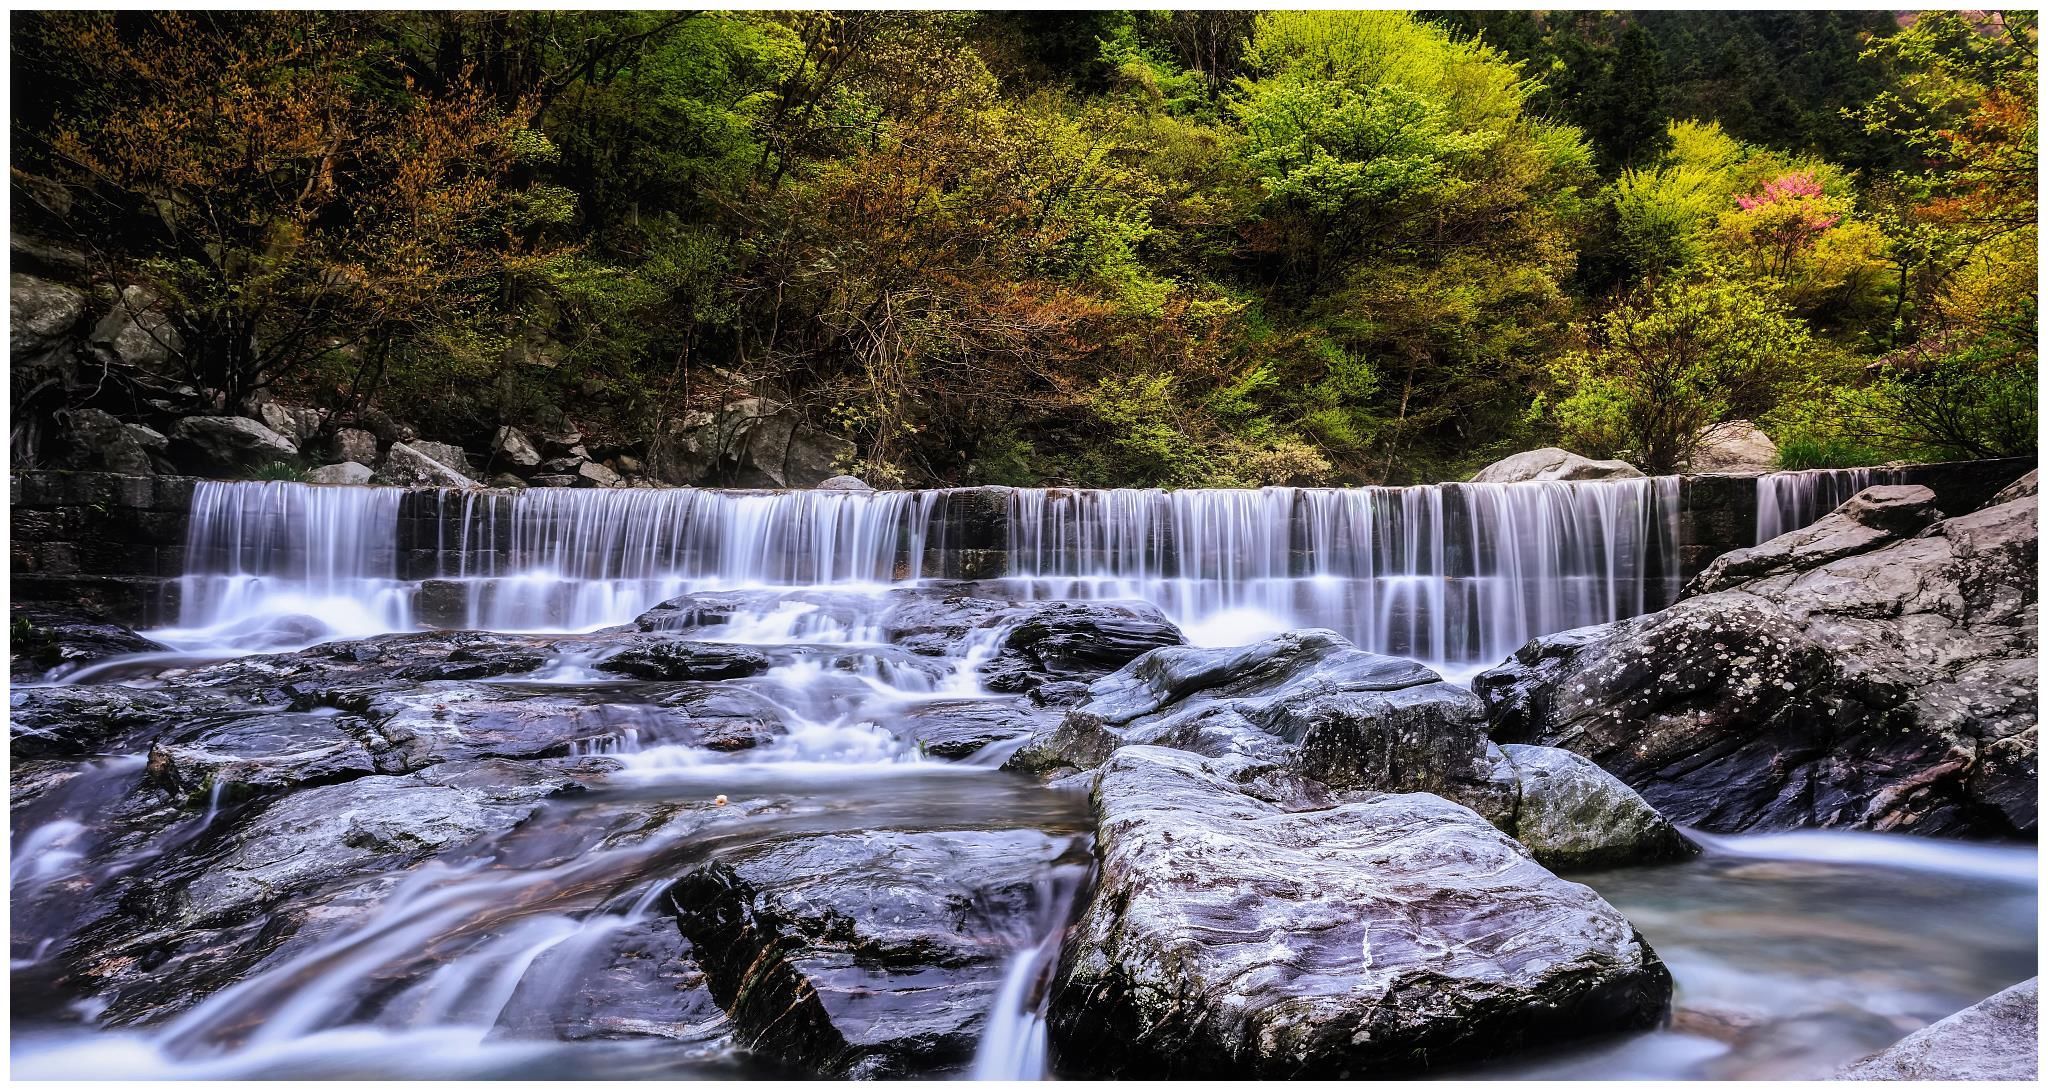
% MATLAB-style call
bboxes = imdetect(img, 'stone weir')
[11,458,2033,639]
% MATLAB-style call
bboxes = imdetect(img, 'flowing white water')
[1003,480,1680,672]
[152,479,1683,676]
[155,480,412,653]
[1754,467,1906,543]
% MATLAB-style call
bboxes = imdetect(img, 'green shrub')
[1776,434,1887,470]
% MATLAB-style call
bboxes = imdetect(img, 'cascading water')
[1754,467,1905,543]
[157,480,412,652]
[1004,480,1680,674]
[439,487,947,632]
[158,478,1681,677]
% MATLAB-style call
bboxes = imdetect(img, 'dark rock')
[492,425,542,468]
[357,407,416,446]
[1006,629,1439,781]
[1047,746,1672,1078]
[980,600,1185,693]
[10,684,247,760]
[529,474,578,488]
[60,408,156,475]
[1837,977,2037,1080]
[891,697,1059,759]
[171,415,298,472]
[594,638,770,682]
[669,827,1081,1077]
[1479,490,2037,837]
[488,472,528,489]
[330,427,380,464]
[10,604,167,679]
[146,711,379,804]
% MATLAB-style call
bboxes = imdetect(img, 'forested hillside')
[11,10,2036,486]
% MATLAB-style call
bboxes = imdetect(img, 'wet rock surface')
[670,826,1086,1077]
[1478,483,2038,837]
[1048,747,1673,1078]
[11,603,167,680]
[1006,628,1690,870]
[1837,977,2037,1080]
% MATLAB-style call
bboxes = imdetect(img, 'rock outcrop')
[1837,978,2037,1081]
[646,398,854,488]
[1470,447,1644,484]
[1047,746,1673,1078]
[1008,629,1692,870]
[1479,480,2038,837]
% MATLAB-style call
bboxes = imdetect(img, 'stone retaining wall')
[12,459,2032,628]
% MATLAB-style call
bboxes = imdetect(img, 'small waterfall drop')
[1003,479,1680,674]
[1754,468,1904,543]
[445,488,944,632]
[160,480,411,652]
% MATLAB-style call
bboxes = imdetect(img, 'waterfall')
[441,487,946,632]
[1755,468,1904,543]
[162,480,412,651]
[1003,479,1680,674]
[159,478,1681,670]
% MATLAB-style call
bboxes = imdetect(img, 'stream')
[9,475,2037,1078]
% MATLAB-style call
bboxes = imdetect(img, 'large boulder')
[669,827,1084,1077]
[1478,487,2038,838]
[646,398,854,489]
[1838,978,2037,1081]
[492,425,542,468]
[170,415,298,472]
[1686,419,1779,473]
[1047,746,1673,1078]
[330,427,380,465]
[1470,447,1644,484]
[980,600,1186,696]
[376,441,478,489]
[408,439,473,478]
[256,402,323,447]
[58,407,156,475]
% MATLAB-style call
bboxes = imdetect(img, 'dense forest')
[11,9,2037,486]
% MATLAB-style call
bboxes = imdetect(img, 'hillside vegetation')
[11,10,2036,486]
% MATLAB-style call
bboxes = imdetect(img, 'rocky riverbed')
[9,472,2039,1080]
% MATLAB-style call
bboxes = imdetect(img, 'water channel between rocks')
[10,476,2036,1080]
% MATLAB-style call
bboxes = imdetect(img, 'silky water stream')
[10,480,2036,1079]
